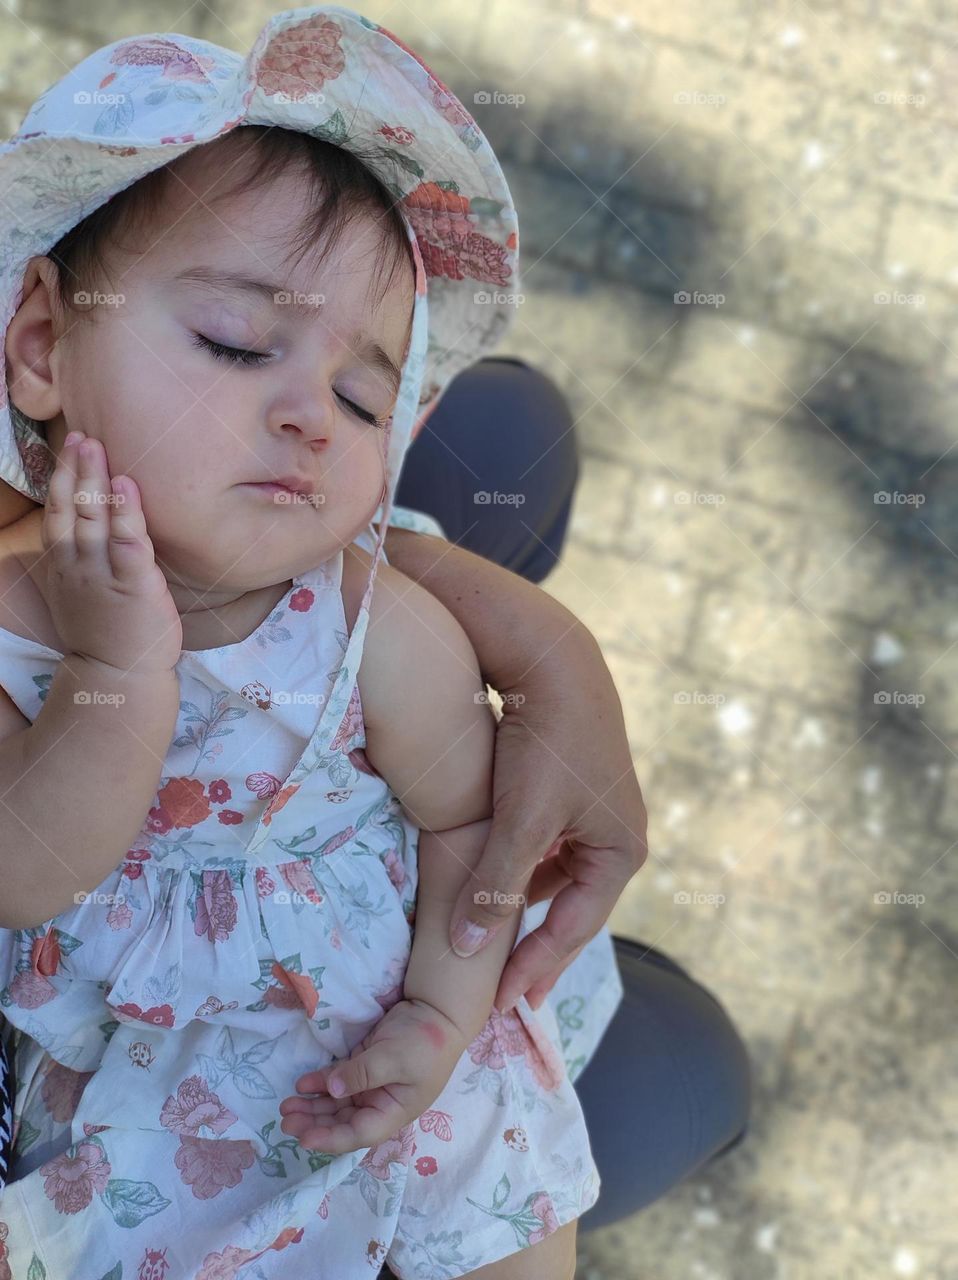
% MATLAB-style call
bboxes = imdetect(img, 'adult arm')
[380,525,649,1012]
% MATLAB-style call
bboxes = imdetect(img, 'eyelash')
[190,333,386,427]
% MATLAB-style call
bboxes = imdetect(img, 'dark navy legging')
[397,357,752,1229]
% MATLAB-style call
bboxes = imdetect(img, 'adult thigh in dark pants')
[396,357,752,1229]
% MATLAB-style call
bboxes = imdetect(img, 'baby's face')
[42,149,414,593]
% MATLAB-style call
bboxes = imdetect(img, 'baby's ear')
[5,256,64,425]
[0,478,40,528]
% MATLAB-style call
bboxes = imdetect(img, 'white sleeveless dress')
[0,538,623,1280]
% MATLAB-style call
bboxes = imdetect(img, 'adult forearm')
[381,527,589,691]
[0,656,180,929]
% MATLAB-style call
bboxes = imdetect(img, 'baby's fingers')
[106,474,159,583]
[296,1043,398,1099]
[281,1104,402,1155]
[43,431,81,567]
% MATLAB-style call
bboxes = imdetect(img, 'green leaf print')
[97,1265,123,1280]
[196,1025,287,1098]
[492,1172,511,1210]
[101,1178,172,1228]
[26,1255,46,1280]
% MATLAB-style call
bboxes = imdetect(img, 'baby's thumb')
[327,1043,393,1098]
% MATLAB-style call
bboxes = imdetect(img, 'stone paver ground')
[2,1,956,1277]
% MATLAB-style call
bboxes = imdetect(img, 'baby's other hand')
[278,998,466,1155]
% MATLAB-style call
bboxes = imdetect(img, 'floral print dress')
[0,544,624,1280]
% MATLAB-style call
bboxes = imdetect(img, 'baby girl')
[0,11,622,1280]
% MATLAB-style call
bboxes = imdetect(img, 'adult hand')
[448,624,649,1012]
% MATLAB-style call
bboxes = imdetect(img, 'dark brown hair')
[44,124,415,324]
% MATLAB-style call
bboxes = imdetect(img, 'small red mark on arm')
[419,1020,446,1052]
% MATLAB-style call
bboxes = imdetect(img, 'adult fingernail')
[452,918,498,957]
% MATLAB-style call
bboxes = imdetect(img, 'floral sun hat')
[0,4,520,585]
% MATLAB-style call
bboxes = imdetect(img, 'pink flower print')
[9,970,57,1009]
[289,586,315,613]
[115,1002,175,1028]
[330,685,364,753]
[383,848,406,891]
[31,930,60,977]
[174,1135,255,1200]
[318,1193,330,1219]
[319,824,356,857]
[415,1155,438,1176]
[216,810,244,825]
[157,777,212,829]
[262,782,298,826]
[256,16,346,99]
[197,1244,260,1280]
[255,867,276,899]
[110,38,216,83]
[329,928,342,950]
[208,779,231,804]
[161,1075,238,1138]
[359,1123,416,1180]
[247,771,281,800]
[107,899,133,930]
[403,183,511,287]
[40,1141,111,1213]
[528,1191,560,1246]
[278,859,322,905]
[146,805,172,834]
[270,962,319,1019]
[41,1061,94,1123]
[380,124,416,145]
[194,870,239,943]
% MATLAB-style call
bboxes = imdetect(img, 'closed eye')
[190,333,387,426]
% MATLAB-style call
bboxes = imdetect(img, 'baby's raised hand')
[278,998,467,1155]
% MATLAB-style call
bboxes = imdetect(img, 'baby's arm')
[278,555,525,1154]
